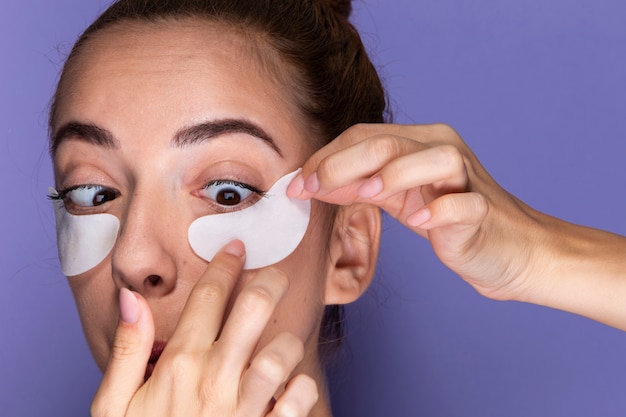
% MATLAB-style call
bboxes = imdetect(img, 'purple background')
[2,0,626,416]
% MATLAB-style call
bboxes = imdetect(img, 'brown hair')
[49,0,387,357]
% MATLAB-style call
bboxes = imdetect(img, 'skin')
[52,20,380,416]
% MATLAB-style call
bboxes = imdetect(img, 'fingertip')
[271,374,319,417]
[286,173,305,198]
[119,288,140,324]
[222,239,246,258]
[95,290,154,417]
[303,171,320,194]
[357,176,383,199]
[407,207,431,228]
[117,289,154,339]
[410,192,488,230]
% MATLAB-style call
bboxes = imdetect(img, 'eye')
[50,185,120,208]
[201,180,263,207]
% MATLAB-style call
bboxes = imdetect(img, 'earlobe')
[324,203,381,305]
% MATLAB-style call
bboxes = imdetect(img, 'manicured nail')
[119,288,140,324]
[223,239,245,258]
[407,208,431,227]
[303,171,320,193]
[286,173,305,198]
[357,176,383,199]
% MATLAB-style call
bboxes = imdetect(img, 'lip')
[144,340,167,382]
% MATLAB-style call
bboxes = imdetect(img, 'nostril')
[146,275,162,286]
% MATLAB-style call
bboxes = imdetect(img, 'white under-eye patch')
[188,169,311,269]
[50,169,310,276]
[50,188,120,277]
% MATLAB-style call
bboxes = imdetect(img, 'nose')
[110,192,178,298]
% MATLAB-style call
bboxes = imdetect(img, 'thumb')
[91,288,154,417]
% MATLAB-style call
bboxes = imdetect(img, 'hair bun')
[324,0,352,19]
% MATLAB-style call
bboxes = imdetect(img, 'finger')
[407,191,488,231]
[289,123,465,200]
[268,374,319,417]
[287,124,399,199]
[299,123,429,179]
[166,240,245,354]
[314,134,420,191]
[288,137,423,205]
[358,144,469,201]
[291,133,420,200]
[406,192,489,260]
[238,332,305,417]
[215,266,289,372]
[91,289,154,417]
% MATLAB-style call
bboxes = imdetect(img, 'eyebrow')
[173,119,283,157]
[51,119,283,157]
[51,122,118,155]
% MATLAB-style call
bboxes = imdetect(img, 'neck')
[293,336,334,416]
[306,362,334,417]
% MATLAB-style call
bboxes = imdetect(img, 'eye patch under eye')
[188,169,311,269]
[51,169,310,276]
[50,187,120,277]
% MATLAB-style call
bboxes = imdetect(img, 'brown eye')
[93,188,119,205]
[202,180,256,207]
[216,187,242,206]
[57,185,120,207]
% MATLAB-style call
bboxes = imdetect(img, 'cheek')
[257,203,333,344]
[67,269,118,371]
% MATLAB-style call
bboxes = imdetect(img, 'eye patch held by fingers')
[188,169,311,269]
[50,188,120,277]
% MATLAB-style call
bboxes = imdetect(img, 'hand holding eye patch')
[91,241,318,417]
[289,123,626,330]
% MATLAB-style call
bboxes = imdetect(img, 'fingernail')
[223,239,245,258]
[357,176,383,199]
[119,288,140,324]
[303,171,320,194]
[407,208,431,227]
[286,173,304,198]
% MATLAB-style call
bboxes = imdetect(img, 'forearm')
[521,214,626,330]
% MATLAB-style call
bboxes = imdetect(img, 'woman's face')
[52,21,334,376]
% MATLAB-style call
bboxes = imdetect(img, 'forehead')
[67,19,284,89]
[53,19,306,144]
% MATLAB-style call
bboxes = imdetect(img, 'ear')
[324,203,381,305]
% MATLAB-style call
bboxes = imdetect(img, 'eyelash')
[204,180,265,195]
[47,186,77,201]
[47,180,267,213]
[47,184,120,211]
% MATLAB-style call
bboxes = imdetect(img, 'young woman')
[49,0,383,415]
[47,0,626,415]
